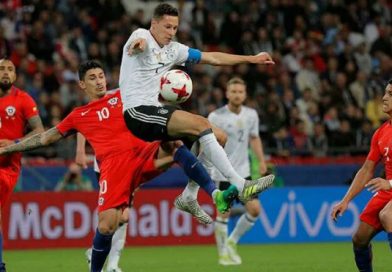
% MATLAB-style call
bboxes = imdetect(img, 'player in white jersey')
[209,78,268,265]
[119,3,275,213]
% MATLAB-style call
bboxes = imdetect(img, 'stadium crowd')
[0,0,391,159]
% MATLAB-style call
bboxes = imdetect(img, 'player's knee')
[214,128,227,147]
[194,117,212,135]
[121,212,129,223]
[247,206,260,217]
[352,232,369,248]
[379,208,392,231]
[160,140,183,155]
[98,221,117,235]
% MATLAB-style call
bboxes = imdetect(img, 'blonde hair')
[226,77,246,89]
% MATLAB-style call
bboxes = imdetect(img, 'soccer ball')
[159,69,193,104]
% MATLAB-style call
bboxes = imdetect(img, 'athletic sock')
[198,133,245,191]
[353,244,373,272]
[215,217,229,256]
[107,223,127,269]
[388,232,392,251]
[229,212,257,243]
[181,180,200,201]
[174,145,216,197]
[91,229,113,272]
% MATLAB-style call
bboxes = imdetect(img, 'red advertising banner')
[2,189,216,249]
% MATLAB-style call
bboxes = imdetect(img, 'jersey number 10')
[96,107,110,121]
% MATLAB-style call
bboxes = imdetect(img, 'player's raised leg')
[159,141,238,223]
[167,110,274,200]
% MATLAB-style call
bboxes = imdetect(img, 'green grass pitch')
[4,242,391,272]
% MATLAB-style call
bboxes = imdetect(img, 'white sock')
[107,223,127,269]
[214,216,229,256]
[199,133,245,191]
[182,180,199,201]
[229,213,257,243]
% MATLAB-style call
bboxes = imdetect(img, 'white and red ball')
[159,69,193,104]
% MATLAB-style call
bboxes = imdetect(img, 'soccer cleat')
[226,238,242,265]
[239,174,275,203]
[174,195,213,224]
[218,254,239,266]
[0,262,6,272]
[213,190,231,214]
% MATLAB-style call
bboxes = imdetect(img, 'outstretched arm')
[200,51,274,66]
[0,127,63,155]
[331,159,376,221]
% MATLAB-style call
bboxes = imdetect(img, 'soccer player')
[0,60,237,272]
[210,78,267,265]
[331,79,392,272]
[0,58,44,272]
[119,3,275,210]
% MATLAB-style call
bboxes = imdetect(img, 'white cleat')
[226,239,242,265]
[239,174,275,203]
[218,254,239,266]
[174,194,213,225]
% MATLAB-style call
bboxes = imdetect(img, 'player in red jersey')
[0,60,238,272]
[0,58,44,272]
[331,79,392,272]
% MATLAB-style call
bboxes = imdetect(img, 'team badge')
[98,197,104,206]
[5,106,16,117]
[108,97,119,106]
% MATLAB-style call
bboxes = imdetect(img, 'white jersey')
[119,28,190,110]
[208,105,259,181]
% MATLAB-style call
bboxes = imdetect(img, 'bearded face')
[0,59,16,92]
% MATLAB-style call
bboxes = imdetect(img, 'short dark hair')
[153,3,178,19]
[389,79,392,85]
[78,60,103,80]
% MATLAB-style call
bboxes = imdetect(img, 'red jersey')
[367,120,392,179]
[0,87,39,172]
[56,90,145,161]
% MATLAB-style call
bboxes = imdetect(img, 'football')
[159,69,193,104]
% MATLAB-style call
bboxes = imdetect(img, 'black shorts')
[123,105,178,142]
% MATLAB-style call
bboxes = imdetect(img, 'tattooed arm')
[0,116,45,148]
[23,115,45,138]
[0,127,64,155]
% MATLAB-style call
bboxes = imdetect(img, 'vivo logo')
[258,191,360,238]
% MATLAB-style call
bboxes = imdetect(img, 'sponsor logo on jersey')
[5,106,16,117]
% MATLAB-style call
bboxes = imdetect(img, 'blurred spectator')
[271,126,295,157]
[366,90,389,128]
[308,122,328,157]
[55,162,93,191]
